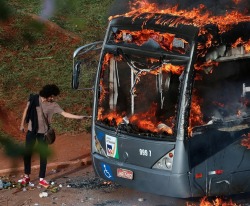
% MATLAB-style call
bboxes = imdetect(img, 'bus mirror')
[72,41,103,90]
[72,61,81,89]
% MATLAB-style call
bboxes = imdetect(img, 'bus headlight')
[152,149,174,171]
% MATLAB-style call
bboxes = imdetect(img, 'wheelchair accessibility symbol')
[101,163,114,180]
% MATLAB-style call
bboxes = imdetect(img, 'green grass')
[0,0,114,135]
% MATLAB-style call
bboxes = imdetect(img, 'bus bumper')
[92,153,192,198]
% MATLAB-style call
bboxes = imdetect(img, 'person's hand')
[79,115,92,119]
[20,125,25,133]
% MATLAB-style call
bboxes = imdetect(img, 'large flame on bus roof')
[110,0,250,66]
[110,0,250,32]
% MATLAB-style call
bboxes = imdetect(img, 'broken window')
[96,52,184,138]
[191,58,250,132]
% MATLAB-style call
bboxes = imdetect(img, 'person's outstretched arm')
[61,111,84,119]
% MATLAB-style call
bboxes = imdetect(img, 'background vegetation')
[0,0,114,135]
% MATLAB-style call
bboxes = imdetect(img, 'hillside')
[0,14,81,138]
[0,1,113,139]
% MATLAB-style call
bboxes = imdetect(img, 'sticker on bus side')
[105,135,119,159]
[96,130,105,141]
[101,162,114,180]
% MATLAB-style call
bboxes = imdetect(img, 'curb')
[0,156,92,176]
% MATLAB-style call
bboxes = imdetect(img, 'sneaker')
[39,179,50,188]
[19,176,30,186]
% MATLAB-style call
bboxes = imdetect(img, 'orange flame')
[110,0,250,33]
[98,102,173,134]
[245,40,250,53]
[233,0,241,4]
[148,64,184,75]
[189,90,204,132]
[114,29,188,54]
[212,101,225,108]
[232,38,250,54]
[102,53,114,68]
[194,61,219,71]
[200,196,237,206]
[97,108,123,125]
[241,133,250,149]
[162,64,184,75]
[186,196,238,206]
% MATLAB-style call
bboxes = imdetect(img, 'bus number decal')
[139,149,152,157]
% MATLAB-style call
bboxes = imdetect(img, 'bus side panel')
[207,134,250,196]
[189,131,209,197]
[190,127,250,196]
[189,163,207,197]
[231,171,250,194]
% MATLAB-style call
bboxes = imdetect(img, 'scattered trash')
[48,186,59,193]
[0,180,3,189]
[29,182,35,187]
[67,177,120,190]
[67,177,120,192]
[59,184,62,188]
[0,177,17,189]
[39,192,48,198]
[51,169,57,173]
[138,198,144,202]
[52,197,58,201]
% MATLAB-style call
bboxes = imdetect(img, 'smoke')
[108,0,249,16]
[40,0,55,20]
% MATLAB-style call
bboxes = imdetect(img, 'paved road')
[2,163,250,206]
[1,132,250,205]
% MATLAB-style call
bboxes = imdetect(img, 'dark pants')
[23,131,48,178]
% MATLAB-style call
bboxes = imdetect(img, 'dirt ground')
[0,102,96,205]
[0,130,94,206]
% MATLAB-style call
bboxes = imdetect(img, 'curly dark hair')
[39,84,60,98]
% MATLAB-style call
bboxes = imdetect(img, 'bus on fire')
[72,12,250,197]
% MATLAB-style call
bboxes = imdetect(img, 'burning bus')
[72,1,250,198]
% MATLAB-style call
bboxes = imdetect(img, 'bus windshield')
[96,50,186,139]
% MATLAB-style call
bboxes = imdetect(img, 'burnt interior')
[108,28,191,55]
[192,58,250,130]
[96,14,250,139]
[97,51,181,138]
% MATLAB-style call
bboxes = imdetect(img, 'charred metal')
[72,1,250,198]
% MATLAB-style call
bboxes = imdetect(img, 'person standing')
[19,84,84,188]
